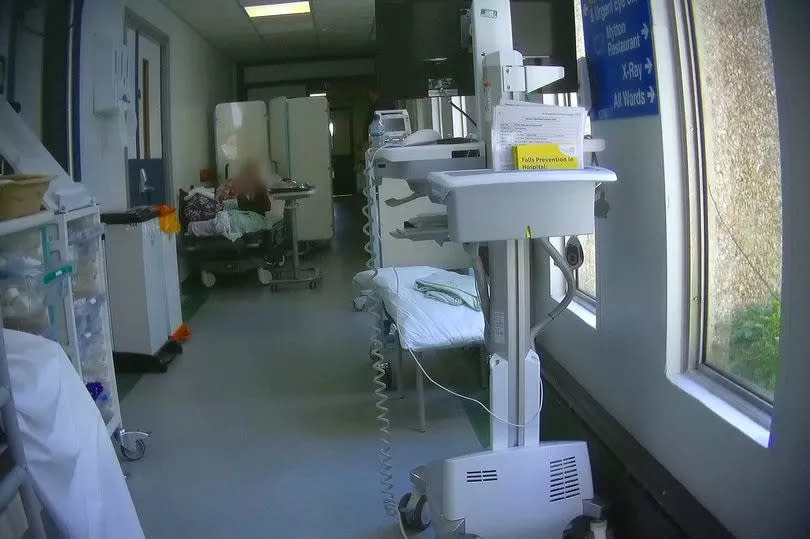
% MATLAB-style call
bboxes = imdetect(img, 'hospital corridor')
[0,1,808,539]
[118,199,487,538]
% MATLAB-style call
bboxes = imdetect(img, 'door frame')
[329,105,354,159]
[328,105,356,196]
[124,10,172,206]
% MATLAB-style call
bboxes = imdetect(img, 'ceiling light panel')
[244,1,311,17]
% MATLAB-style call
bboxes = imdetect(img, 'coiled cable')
[362,146,402,527]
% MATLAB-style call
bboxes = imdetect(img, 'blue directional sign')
[581,0,659,120]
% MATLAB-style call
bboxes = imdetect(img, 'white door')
[269,97,289,178]
[214,101,270,181]
[126,28,168,205]
[287,97,334,241]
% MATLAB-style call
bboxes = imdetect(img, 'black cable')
[448,98,477,128]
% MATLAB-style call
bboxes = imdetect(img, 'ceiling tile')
[253,14,314,35]
[159,0,375,62]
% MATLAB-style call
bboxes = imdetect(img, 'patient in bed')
[185,160,285,242]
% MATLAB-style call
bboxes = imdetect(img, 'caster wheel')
[309,279,321,289]
[399,493,430,532]
[270,284,279,292]
[121,439,146,461]
[201,271,216,288]
[258,268,273,285]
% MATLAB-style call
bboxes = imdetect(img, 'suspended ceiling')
[159,0,375,63]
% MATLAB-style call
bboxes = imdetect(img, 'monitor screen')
[376,0,474,99]
[375,0,577,99]
[511,2,555,57]
[381,117,407,133]
[511,0,578,93]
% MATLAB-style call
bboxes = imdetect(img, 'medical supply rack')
[0,207,148,461]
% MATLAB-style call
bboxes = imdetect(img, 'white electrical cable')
[397,509,408,538]
[408,348,543,429]
[364,145,408,539]
[391,266,544,430]
[529,238,577,350]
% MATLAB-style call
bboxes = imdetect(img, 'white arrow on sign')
[641,23,650,40]
[647,86,656,103]
[645,57,653,75]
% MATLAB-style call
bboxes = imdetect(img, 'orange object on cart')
[170,323,191,342]
[154,205,180,233]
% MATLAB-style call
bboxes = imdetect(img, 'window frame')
[545,84,598,322]
[563,234,597,306]
[450,96,468,138]
[550,235,597,329]
[679,0,776,417]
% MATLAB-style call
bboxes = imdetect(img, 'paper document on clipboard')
[491,103,586,171]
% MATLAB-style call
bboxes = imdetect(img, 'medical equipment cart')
[364,1,615,536]
[56,205,151,460]
[268,184,322,289]
[0,99,149,460]
[102,207,184,370]
[0,207,149,461]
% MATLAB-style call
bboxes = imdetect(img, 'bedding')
[415,270,481,311]
[183,188,222,222]
[188,209,283,242]
[354,266,485,352]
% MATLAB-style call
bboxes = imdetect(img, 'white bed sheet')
[354,266,485,352]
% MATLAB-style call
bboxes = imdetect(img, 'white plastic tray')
[427,167,617,242]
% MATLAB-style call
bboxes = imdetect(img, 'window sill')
[669,370,771,448]
[568,296,597,329]
[551,290,597,329]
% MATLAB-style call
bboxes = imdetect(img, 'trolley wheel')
[309,279,321,289]
[270,284,279,292]
[258,268,273,285]
[399,493,431,532]
[121,439,146,461]
[201,271,216,288]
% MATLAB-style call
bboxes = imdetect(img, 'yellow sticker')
[525,226,532,239]
[513,143,580,170]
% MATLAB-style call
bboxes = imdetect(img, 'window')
[685,0,782,405]
[450,96,468,138]
[573,233,596,299]
[571,0,596,305]
[430,98,443,136]
[548,1,597,316]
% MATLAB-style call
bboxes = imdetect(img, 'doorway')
[329,107,355,196]
[125,14,169,206]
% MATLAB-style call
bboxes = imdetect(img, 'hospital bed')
[354,266,485,431]
[179,188,287,287]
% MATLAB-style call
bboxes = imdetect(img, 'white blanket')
[4,330,144,539]
[188,209,285,242]
[354,266,485,352]
[415,270,481,310]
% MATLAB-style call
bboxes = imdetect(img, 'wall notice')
[582,0,659,120]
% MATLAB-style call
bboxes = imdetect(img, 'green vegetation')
[726,297,781,397]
